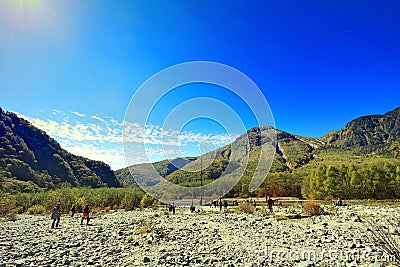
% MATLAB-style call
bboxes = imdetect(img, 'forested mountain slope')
[0,108,120,192]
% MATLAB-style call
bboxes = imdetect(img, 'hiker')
[219,199,222,211]
[81,204,90,225]
[336,198,343,206]
[267,197,274,213]
[169,202,176,215]
[223,200,228,209]
[253,199,257,209]
[71,204,76,217]
[51,202,61,229]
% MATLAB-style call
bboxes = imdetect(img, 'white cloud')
[52,109,62,115]
[63,141,126,170]
[20,110,239,170]
[71,111,86,117]
[91,115,106,123]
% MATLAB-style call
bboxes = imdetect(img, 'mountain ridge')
[1,106,399,198]
[116,107,400,198]
[0,107,120,192]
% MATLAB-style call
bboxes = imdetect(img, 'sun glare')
[1,0,56,30]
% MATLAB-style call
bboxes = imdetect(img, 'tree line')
[0,185,155,218]
[302,163,400,199]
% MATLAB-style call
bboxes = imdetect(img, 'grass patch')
[136,227,151,234]
[274,215,289,221]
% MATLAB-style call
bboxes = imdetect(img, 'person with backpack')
[81,204,90,225]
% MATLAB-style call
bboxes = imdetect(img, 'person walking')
[51,202,61,229]
[71,204,76,217]
[267,197,274,213]
[81,204,90,225]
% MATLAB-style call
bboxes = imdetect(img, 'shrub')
[236,203,254,214]
[303,201,322,216]
[258,183,288,197]
[26,204,46,215]
[140,194,155,208]
[0,193,17,217]
[122,191,142,211]
[366,217,400,262]
[7,212,17,221]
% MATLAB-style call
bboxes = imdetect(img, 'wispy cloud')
[91,115,106,123]
[71,111,86,117]
[19,110,238,170]
[52,109,62,115]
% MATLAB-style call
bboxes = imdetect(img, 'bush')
[140,194,155,208]
[122,191,142,211]
[26,204,46,215]
[236,203,254,214]
[366,217,400,262]
[7,212,17,221]
[0,193,16,217]
[303,201,322,216]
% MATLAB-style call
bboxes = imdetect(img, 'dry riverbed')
[1,205,399,267]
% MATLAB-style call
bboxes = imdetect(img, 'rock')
[143,256,151,263]
[296,261,315,267]
[161,253,173,259]
[13,259,25,267]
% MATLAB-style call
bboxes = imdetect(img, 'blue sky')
[0,0,399,169]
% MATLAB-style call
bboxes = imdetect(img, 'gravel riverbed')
[1,205,399,267]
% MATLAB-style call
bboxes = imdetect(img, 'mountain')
[117,126,326,192]
[115,157,196,187]
[325,107,400,156]
[116,107,400,199]
[0,108,120,192]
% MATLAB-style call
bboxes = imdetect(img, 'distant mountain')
[325,107,400,155]
[117,126,325,187]
[115,157,196,187]
[116,107,400,198]
[0,108,120,192]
